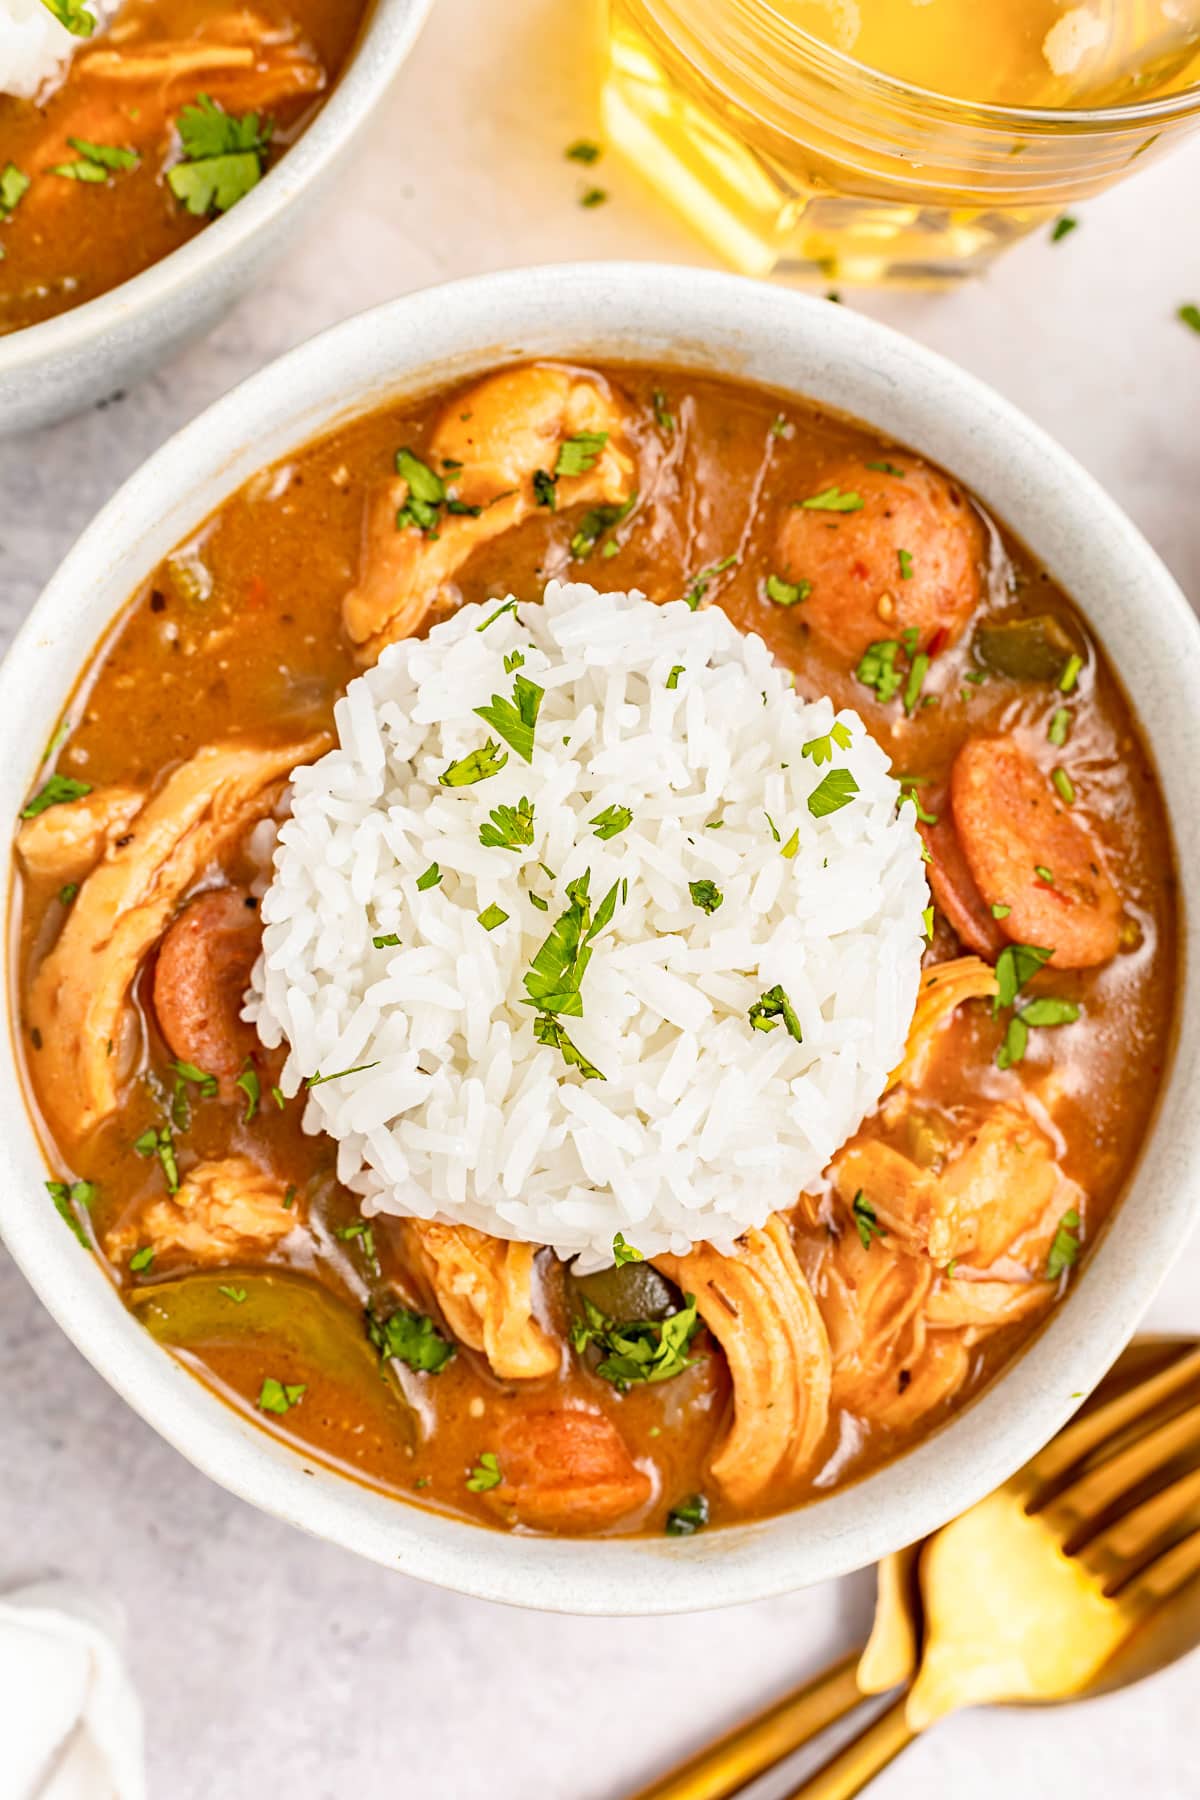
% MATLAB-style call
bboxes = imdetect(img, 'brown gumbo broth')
[12,361,1177,1537]
[0,0,368,334]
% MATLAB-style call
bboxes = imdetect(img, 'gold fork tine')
[1115,1523,1200,1618]
[1036,1400,1200,1541]
[1073,1464,1200,1587]
[1018,1344,1200,1501]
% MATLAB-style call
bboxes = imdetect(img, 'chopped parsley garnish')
[903,652,930,716]
[529,892,549,911]
[503,649,526,673]
[765,572,810,607]
[572,1293,703,1390]
[52,137,138,183]
[652,388,675,433]
[565,139,602,163]
[474,672,544,764]
[134,1125,179,1194]
[591,803,632,840]
[533,1013,605,1080]
[991,902,1011,920]
[1179,303,1200,335]
[866,460,906,477]
[128,1245,155,1274]
[897,548,914,581]
[689,879,723,914]
[1034,863,1055,884]
[665,1494,709,1536]
[466,1452,503,1492]
[219,1284,248,1304]
[439,738,509,787]
[477,903,509,931]
[682,554,738,610]
[555,431,609,477]
[1051,215,1078,243]
[336,1224,380,1278]
[21,773,92,818]
[523,868,617,1019]
[922,904,934,941]
[855,639,903,705]
[0,163,31,219]
[897,777,938,826]
[480,796,535,851]
[1058,653,1083,693]
[992,943,1078,1068]
[476,598,518,633]
[579,185,608,208]
[780,827,799,859]
[258,1377,305,1415]
[368,1304,456,1374]
[1046,1207,1082,1279]
[416,862,442,890]
[373,932,401,948]
[271,1086,286,1109]
[393,447,449,533]
[764,811,781,843]
[1051,766,1075,805]
[747,985,803,1043]
[532,468,558,510]
[1048,707,1071,747]
[167,96,272,217]
[39,0,96,34]
[802,720,852,765]
[234,1063,260,1123]
[994,942,1054,1012]
[58,883,78,906]
[570,491,637,558]
[666,665,685,690]
[306,1062,380,1087]
[807,767,859,818]
[612,1231,643,1266]
[799,486,863,513]
[852,1190,887,1250]
[45,1178,93,1248]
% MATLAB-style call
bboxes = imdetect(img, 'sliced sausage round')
[493,1409,652,1532]
[950,735,1123,968]
[152,887,262,1081]
[775,457,985,665]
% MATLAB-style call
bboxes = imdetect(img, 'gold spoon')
[785,1338,1200,1799]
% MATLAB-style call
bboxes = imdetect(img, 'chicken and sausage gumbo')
[13,361,1176,1537]
[0,0,369,334]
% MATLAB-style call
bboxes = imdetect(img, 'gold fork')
[787,1339,1200,1799]
[626,1338,1200,1800]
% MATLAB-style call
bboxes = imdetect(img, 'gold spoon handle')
[781,1695,916,1800]
[627,1650,865,1800]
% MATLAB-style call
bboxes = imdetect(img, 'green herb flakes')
[652,389,675,433]
[682,554,738,610]
[578,185,608,208]
[665,1494,709,1536]
[133,1125,179,1194]
[855,639,903,705]
[591,803,632,840]
[922,904,935,941]
[991,902,1011,920]
[480,796,535,852]
[1051,766,1075,805]
[1048,707,1071,748]
[897,548,914,581]
[1178,303,1200,335]
[612,1231,644,1266]
[476,598,518,632]
[393,447,447,534]
[801,720,852,766]
[258,1377,306,1416]
[866,460,906,478]
[306,1062,380,1088]
[799,486,863,513]
[368,1304,456,1374]
[533,1013,606,1081]
[666,664,685,690]
[168,96,272,217]
[128,1245,155,1274]
[234,1063,260,1123]
[474,672,544,763]
[688,879,723,914]
[903,652,931,716]
[572,1293,703,1390]
[765,572,810,607]
[852,1190,887,1250]
[417,862,442,890]
[1051,214,1078,243]
[477,903,509,931]
[748,985,803,1043]
[1058,653,1083,693]
[1046,1207,1082,1279]
[45,1178,93,1248]
[58,882,78,906]
[555,432,609,478]
[21,773,92,818]
[0,163,31,219]
[440,738,510,787]
[52,136,139,183]
[219,1285,248,1304]
[532,468,557,510]
[466,1452,503,1492]
[570,491,637,559]
[807,767,859,818]
[373,932,401,949]
[565,139,602,164]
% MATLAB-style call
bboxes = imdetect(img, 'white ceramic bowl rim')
[0,0,435,379]
[2,265,1198,1616]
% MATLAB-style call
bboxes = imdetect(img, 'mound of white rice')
[249,582,928,1268]
[2,0,118,101]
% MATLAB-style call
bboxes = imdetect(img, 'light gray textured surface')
[2,0,1199,1793]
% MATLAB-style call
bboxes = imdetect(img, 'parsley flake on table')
[565,139,602,164]
[368,1304,456,1374]
[1179,303,1200,335]
[167,95,272,217]
[474,672,544,763]
[1050,214,1078,243]
[747,985,803,1043]
[480,796,535,851]
[21,773,92,818]
[579,185,608,208]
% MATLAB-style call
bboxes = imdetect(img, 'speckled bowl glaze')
[2,266,1197,1613]
[0,0,435,435]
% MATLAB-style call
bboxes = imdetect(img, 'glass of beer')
[603,0,1200,282]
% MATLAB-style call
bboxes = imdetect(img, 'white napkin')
[0,1583,146,1800]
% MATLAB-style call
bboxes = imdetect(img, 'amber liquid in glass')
[603,0,1200,282]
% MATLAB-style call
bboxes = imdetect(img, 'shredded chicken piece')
[925,1273,1053,1334]
[888,955,999,1096]
[405,1220,559,1380]
[17,784,144,885]
[817,1226,972,1432]
[656,1216,832,1507]
[342,365,636,662]
[106,1155,295,1266]
[28,733,330,1141]
[833,1104,1081,1270]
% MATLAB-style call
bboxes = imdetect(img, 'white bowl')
[0,0,434,435]
[2,265,1197,1614]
